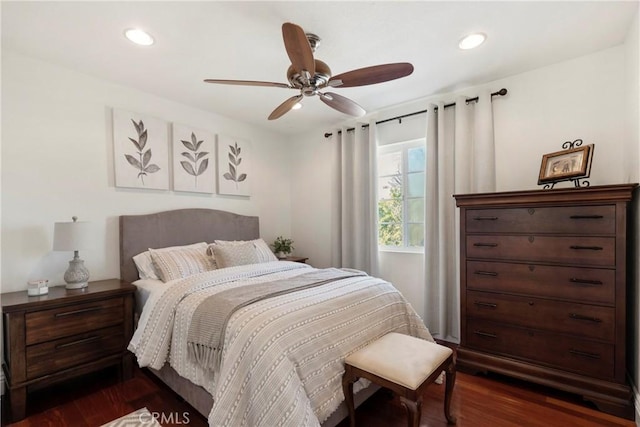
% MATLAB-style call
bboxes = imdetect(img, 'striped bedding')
[128,261,434,427]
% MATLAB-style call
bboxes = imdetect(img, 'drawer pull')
[473,330,497,338]
[569,278,603,286]
[569,245,603,251]
[474,271,498,276]
[569,313,602,323]
[472,216,498,221]
[55,306,101,317]
[474,301,497,309]
[569,215,604,220]
[55,335,100,349]
[473,243,498,247]
[569,349,601,360]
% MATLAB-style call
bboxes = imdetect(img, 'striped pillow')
[207,238,278,263]
[150,243,215,282]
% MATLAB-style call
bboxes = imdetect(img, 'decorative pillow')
[149,242,215,282]
[208,238,278,263]
[211,241,265,269]
[133,242,209,280]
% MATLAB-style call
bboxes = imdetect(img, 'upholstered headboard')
[119,208,260,283]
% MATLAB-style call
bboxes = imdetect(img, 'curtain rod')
[323,88,508,138]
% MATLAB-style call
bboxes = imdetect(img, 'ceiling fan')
[204,22,414,120]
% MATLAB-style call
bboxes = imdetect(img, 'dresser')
[2,279,135,422]
[454,184,637,419]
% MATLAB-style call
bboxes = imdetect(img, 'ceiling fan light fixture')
[291,101,303,110]
[459,32,486,50]
[124,28,155,46]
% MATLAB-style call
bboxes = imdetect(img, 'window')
[377,139,425,251]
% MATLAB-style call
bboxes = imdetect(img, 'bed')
[120,208,435,427]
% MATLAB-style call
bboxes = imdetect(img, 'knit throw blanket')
[187,268,365,372]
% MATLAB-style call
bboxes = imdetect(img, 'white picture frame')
[172,123,216,193]
[217,135,251,197]
[113,109,169,190]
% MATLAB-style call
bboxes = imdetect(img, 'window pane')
[378,175,403,200]
[378,199,403,225]
[407,172,424,197]
[379,223,403,246]
[408,223,424,247]
[407,198,424,222]
[378,152,401,176]
[408,146,425,172]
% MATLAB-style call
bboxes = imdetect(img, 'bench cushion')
[345,332,453,390]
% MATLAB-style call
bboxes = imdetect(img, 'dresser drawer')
[465,205,615,235]
[466,235,615,266]
[467,290,614,341]
[25,297,124,345]
[467,261,615,304]
[466,319,615,379]
[25,325,124,379]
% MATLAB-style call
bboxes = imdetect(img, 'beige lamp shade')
[53,218,91,251]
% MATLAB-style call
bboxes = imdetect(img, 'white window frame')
[377,138,426,253]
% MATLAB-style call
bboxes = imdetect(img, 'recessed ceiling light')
[124,28,154,46]
[459,32,486,50]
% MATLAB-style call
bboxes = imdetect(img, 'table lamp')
[53,216,91,289]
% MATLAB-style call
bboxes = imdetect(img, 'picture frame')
[217,135,251,197]
[537,144,594,185]
[172,123,216,194]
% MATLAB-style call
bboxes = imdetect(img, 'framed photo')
[538,144,594,185]
[172,123,216,194]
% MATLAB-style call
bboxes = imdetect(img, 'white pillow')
[208,238,278,263]
[133,242,209,280]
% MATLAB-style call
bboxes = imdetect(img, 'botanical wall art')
[113,109,169,190]
[217,135,251,197]
[172,123,216,193]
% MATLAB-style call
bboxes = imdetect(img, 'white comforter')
[129,261,434,427]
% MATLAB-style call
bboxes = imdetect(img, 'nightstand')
[1,279,135,422]
[280,256,308,264]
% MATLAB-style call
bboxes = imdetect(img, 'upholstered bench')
[342,332,456,427]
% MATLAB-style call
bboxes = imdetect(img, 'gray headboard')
[119,208,260,283]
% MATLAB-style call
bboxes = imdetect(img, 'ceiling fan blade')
[318,92,366,117]
[282,22,315,76]
[204,79,292,89]
[268,95,304,120]
[328,63,414,88]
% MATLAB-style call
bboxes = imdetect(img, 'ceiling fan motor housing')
[287,59,332,93]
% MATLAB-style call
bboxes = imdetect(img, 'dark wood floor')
[1,365,635,427]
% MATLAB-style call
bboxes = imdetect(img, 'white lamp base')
[65,281,88,290]
[64,255,90,289]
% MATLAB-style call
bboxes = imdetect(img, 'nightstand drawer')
[25,297,124,345]
[26,325,124,379]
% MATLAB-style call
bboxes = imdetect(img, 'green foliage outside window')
[378,174,403,246]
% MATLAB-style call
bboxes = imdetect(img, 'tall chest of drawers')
[454,184,637,419]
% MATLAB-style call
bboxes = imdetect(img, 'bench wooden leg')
[444,359,457,424]
[399,395,422,427]
[342,365,357,427]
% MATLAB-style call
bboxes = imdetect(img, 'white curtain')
[424,90,496,341]
[331,121,380,276]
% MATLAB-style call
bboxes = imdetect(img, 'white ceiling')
[2,1,638,135]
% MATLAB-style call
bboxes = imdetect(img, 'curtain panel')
[424,90,496,341]
[331,121,380,276]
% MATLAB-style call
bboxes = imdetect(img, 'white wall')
[1,50,292,293]
[291,44,630,324]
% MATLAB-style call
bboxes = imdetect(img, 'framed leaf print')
[217,135,251,197]
[113,109,169,190]
[172,124,216,193]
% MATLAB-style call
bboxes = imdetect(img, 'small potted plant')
[272,236,294,259]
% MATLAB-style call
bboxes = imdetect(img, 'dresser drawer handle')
[569,313,602,323]
[569,349,601,360]
[569,278,603,286]
[474,301,497,309]
[569,215,604,220]
[55,335,100,349]
[472,216,498,221]
[473,330,497,338]
[55,306,101,317]
[474,271,498,276]
[569,245,603,251]
[473,243,498,247]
